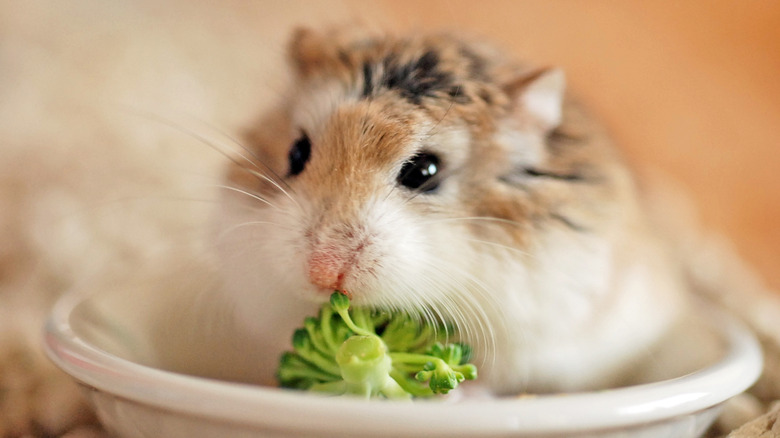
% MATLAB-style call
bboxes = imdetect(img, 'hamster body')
[215,28,705,394]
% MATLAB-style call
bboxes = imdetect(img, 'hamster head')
[216,27,640,384]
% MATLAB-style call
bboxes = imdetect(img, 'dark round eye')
[397,152,441,192]
[288,133,311,176]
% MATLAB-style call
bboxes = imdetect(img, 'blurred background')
[0,0,778,435]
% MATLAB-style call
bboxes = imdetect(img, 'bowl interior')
[45,271,763,436]
[65,272,275,385]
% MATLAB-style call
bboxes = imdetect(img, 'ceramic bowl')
[44,282,762,438]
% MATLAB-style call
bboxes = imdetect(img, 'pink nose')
[308,250,346,292]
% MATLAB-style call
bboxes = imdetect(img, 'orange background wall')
[365,1,780,290]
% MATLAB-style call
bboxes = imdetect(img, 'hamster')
[214,27,713,395]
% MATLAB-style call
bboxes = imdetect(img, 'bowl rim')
[44,291,763,436]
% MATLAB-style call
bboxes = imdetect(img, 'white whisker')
[216,185,279,210]
[390,243,505,370]
[417,215,527,229]
[216,220,286,242]
[176,112,294,192]
[117,105,295,205]
[244,168,302,213]
[464,238,532,258]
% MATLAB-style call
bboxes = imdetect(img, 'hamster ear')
[287,26,379,79]
[504,68,566,131]
[288,27,331,78]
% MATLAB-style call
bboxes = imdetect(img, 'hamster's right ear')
[504,68,566,132]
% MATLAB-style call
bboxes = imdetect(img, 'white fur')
[483,228,685,392]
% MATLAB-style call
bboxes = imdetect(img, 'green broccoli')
[276,292,478,399]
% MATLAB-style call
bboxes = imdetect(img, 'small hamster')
[215,27,714,395]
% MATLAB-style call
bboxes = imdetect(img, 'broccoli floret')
[276,292,478,399]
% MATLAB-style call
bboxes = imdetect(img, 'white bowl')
[44,282,762,438]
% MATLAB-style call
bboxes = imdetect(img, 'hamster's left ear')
[504,68,566,132]
[288,27,330,78]
[287,26,380,79]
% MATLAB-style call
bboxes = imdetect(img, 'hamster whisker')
[438,292,473,343]
[244,168,303,213]
[468,235,595,294]
[421,300,450,341]
[412,279,456,340]
[417,215,527,229]
[216,220,287,242]
[380,176,402,205]
[368,274,453,342]
[181,114,293,194]
[226,153,293,194]
[216,185,280,210]
[443,270,503,368]
[432,220,591,290]
[219,155,298,210]
[411,254,502,368]
[463,238,533,258]
[119,106,293,198]
[404,291,450,340]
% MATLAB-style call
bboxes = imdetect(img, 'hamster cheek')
[364,202,478,310]
[212,192,321,330]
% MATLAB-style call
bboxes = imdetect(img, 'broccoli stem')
[389,368,434,397]
[318,305,341,353]
[308,380,347,394]
[330,293,374,337]
[389,352,472,394]
[277,352,340,383]
[351,307,375,335]
[278,366,338,383]
[304,317,333,355]
[388,352,439,366]
[296,349,341,377]
[377,374,413,399]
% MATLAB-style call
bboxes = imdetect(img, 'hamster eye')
[287,133,311,176]
[397,152,441,192]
